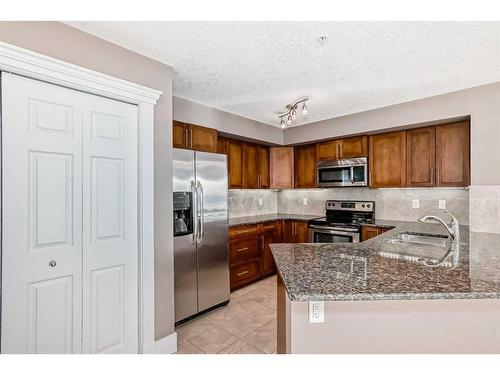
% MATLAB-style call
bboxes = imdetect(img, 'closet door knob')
[48,260,57,267]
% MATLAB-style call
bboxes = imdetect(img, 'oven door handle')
[308,225,359,234]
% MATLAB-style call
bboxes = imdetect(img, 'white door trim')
[0,41,161,353]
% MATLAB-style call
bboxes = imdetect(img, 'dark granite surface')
[228,213,322,227]
[270,220,500,302]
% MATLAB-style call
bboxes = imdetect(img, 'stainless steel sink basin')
[383,231,449,248]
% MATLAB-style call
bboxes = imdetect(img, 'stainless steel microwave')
[317,157,368,187]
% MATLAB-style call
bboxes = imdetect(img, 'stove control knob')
[362,204,365,208]
[367,204,371,208]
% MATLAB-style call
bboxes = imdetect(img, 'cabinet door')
[188,124,218,152]
[282,221,295,243]
[407,127,435,187]
[361,226,382,241]
[172,121,188,149]
[317,139,340,160]
[369,131,407,188]
[270,147,294,189]
[294,144,317,188]
[228,140,243,188]
[295,221,309,243]
[435,121,470,187]
[340,135,368,159]
[258,146,270,188]
[260,231,277,277]
[243,143,260,189]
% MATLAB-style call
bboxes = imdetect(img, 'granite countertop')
[228,213,322,227]
[270,220,500,302]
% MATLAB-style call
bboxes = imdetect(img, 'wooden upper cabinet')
[172,121,188,149]
[270,147,294,189]
[217,136,228,154]
[294,144,317,188]
[317,139,340,160]
[369,131,407,188]
[172,121,217,152]
[189,124,218,153]
[243,143,260,189]
[228,140,243,189]
[435,121,470,187]
[316,135,367,161]
[340,135,368,159]
[407,127,436,187]
[258,146,270,189]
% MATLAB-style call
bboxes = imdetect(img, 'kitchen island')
[271,221,500,353]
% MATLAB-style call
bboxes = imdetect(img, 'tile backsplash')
[470,186,500,233]
[229,187,470,224]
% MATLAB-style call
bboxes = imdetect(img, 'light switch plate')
[439,200,446,209]
[302,198,308,206]
[309,301,324,323]
[412,199,419,209]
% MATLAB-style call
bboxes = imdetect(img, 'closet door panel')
[1,73,83,353]
[82,93,139,354]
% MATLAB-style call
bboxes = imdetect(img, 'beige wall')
[0,21,176,340]
[173,96,283,144]
[288,297,500,353]
[284,82,500,186]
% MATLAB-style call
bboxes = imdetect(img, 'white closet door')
[1,73,83,353]
[81,93,138,353]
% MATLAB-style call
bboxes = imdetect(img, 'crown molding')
[0,41,162,104]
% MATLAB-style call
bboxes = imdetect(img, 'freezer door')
[195,151,230,311]
[173,149,198,322]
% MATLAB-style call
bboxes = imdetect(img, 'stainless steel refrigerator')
[173,149,229,323]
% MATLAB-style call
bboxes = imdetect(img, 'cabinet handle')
[258,174,261,188]
[236,247,249,252]
[436,166,440,185]
[431,167,434,184]
[184,128,189,148]
[261,236,265,249]
[189,128,193,148]
[237,270,249,277]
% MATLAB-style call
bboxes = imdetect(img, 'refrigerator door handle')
[190,180,198,244]
[197,181,205,242]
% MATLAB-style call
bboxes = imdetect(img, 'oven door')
[308,225,360,243]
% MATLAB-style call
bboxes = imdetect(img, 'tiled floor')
[175,275,277,354]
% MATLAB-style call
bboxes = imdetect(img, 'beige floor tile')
[229,297,276,324]
[230,283,258,298]
[245,290,277,310]
[176,339,204,354]
[175,317,215,341]
[205,307,263,338]
[189,327,239,354]
[219,340,265,354]
[242,319,277,354]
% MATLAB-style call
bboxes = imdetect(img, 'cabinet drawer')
[259,221,278,233]
[230,260,260,289]
[229,224,259,239]
[229,236,259,265]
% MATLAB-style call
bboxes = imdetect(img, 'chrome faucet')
[417,211,460,268]
[417,211,459,241]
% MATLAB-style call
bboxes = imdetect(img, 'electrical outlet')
[309,301,324,323]
[302,198,308,206]
[439,200,446,210]
[258,198,263,206]
[412,199,419,209]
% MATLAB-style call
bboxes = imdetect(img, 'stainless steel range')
[308,200,375,243]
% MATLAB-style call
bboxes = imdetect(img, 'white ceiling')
[66,22,500,128]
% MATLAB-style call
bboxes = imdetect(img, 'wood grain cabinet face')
[172,121,188,149]
[317,139,340,160]
[189,124,218,153]
[407,127,436,187]
[361,226,392,241]
[435,121,470,187]
[258,146,270,189]
[217,136,228,154]
[243,143,260,189]
[294,144,317,188]
[228,140,243,189]
[340,135,368,159]
[260,229,277,277]
[369,131,407,188]
[295,221,309,243]
[229,236,260,265]
[270,147,294,189]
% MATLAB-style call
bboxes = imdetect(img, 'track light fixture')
[278,98,309,128]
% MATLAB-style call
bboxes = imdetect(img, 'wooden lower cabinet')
[283,220,309,243]
[229,221,283,290]
[361,225,392,241]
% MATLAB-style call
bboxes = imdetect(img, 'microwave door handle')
[191,180,197,244]
[350,166,354,184]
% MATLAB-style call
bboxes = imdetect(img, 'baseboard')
[155,332,178,354]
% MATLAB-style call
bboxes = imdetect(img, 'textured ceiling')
[66,22,500,128]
